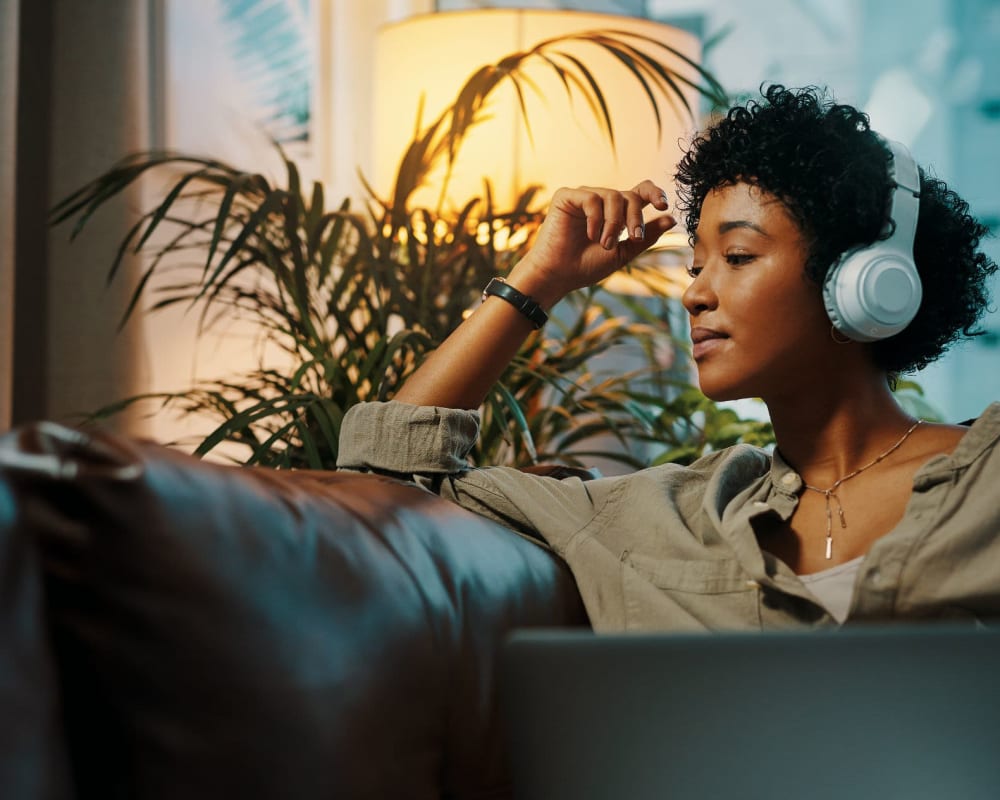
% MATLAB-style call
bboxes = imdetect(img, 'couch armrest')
[0,422,588,800]
[0,447,75,800]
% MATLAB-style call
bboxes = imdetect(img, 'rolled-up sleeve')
[336,400,610,546]
[337,401,480,474]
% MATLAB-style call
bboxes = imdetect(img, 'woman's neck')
[765,377,916,484]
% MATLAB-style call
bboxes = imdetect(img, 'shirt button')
[781,473,798,487]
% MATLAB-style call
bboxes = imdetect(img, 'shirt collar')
[769,447,802,497]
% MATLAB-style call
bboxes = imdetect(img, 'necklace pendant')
[799,419,924,565]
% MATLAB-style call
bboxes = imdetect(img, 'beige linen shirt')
[337,401,1000,631]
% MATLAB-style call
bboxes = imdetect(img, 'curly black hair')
[674,84,997,375]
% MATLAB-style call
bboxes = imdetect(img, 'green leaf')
[492,383,539,463]
[52,31,745,472]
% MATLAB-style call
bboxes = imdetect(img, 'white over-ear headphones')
[822,137,922,342]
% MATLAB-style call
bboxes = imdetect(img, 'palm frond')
[52,29,783,470]
[386,28,725,215]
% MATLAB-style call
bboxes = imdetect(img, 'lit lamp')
[373,9,703,282]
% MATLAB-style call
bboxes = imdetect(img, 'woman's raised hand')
[508,180,676,306]
[393,181,675,409]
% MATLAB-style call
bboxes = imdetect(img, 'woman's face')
[681,181,834,402]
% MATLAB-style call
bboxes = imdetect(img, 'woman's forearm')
[393,182,675,411]
[392,258,562,409]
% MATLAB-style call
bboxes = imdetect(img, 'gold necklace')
[803,419,922,560]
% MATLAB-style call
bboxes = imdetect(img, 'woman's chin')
[694,375,751,403]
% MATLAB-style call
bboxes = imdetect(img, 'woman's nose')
[681,269,716,316]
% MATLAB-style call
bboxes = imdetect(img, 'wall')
[0,0,17,432]
[9,0,51,429]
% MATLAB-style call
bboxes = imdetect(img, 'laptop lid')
[501,626,1000,800]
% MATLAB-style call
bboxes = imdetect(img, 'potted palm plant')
[51,26,774,470]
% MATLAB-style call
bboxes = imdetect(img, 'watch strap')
[481,277,548,329]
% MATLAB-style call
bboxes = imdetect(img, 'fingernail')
[603,235,615,250]
[660,193,669,207]
[634,224,645,240]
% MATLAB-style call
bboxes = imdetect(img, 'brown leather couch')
[0,422,588,800]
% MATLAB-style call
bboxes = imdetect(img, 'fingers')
[617,212,678,264]
[555,181,671,250]
[631,179,671,212]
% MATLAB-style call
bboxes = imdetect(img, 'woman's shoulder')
[910,402,1000,476]
[639,442,771,482]
[954,401,1000,460]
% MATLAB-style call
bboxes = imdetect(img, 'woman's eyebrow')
[718,219,771,236]
[691,219,772,244]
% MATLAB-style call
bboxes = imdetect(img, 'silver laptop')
[501,626,1000,800]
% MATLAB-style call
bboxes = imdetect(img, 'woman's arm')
[394,181,676,409]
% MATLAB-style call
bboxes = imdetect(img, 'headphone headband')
[884,139,920,256]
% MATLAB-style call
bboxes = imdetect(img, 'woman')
[338,85,999,630]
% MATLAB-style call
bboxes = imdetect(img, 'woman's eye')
[686,264,703,278]
[725,253,755,266]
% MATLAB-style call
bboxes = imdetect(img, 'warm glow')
[373,10,702,216]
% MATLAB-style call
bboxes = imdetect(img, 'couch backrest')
[0,422,588,800]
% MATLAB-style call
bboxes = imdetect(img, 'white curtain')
[43,0,153,432]
[326,0,433,203]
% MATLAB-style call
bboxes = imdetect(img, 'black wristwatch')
[481,277,549,329]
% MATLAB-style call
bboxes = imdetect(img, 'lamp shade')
[373,10,703,214]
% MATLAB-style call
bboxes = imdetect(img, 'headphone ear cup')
[827,136,923,343]
[823,247,922,342]
[823,252,854,337]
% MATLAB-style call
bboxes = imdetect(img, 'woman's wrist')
[482,278,549,328]
[505,257,570,310]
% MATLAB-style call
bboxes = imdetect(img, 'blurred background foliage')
[52,27,775,469]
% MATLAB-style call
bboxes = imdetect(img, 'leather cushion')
[0,455,76,800]
[0,423,587,799]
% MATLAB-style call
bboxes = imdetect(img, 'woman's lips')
[690,327,728,360]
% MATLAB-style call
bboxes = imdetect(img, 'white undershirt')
[797,556,864,623]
